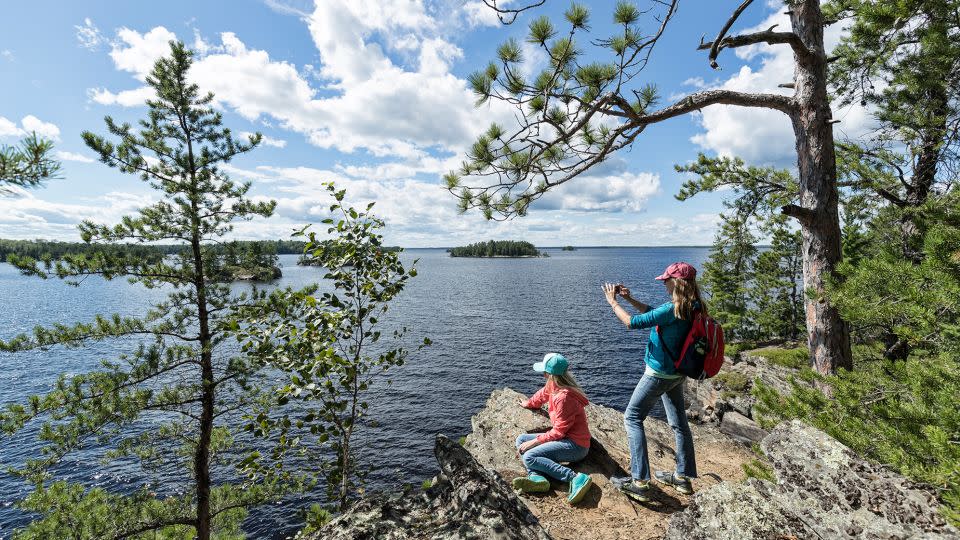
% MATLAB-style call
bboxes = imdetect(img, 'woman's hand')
[518,439,540,454]
[602,282,618,305]
[618,283,632,299]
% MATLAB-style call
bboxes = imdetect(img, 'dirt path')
[465,388,754,540]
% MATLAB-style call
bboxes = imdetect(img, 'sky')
[0,0,874,247]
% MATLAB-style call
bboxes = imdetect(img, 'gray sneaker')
[615,478,652,502]
[654,470,693,494]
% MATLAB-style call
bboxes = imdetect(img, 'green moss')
[458,436,467,446]
[741,458,775,483]
[724,341,757,359]
[752,347,809,370]
[714,371,750,393]
[422,479,433,490]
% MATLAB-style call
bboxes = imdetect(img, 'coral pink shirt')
[522,385,591,448]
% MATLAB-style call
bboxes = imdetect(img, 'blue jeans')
[515,433,589,482]
[623,374,697,481]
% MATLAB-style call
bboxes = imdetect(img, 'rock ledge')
[665,419,960,539]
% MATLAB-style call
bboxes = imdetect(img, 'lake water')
[0,247,709,538]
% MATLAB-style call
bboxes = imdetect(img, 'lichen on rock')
[665,420,960,539]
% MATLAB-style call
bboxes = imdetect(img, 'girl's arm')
[522,386,549,409]
[619,285,652,313]
[628,302,676,330]
[603,283,633,327]
[535,396,578,443]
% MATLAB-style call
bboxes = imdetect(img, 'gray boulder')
[665,420,960,539]
[719,411,769,444]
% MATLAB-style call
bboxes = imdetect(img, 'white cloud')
[110,26,178,80]
[55,151,96,163]
[89,1,515,161]
[1,49,13,61]
[0,187,153,240]
[539,172,661,212]
[212,162,686,246]
[89,86,156,107]
[0,117,21,138]
[75,18,105,50]
[0,115,60,141]
[239,132,287,148]
[461,0,509,28]
[688,6,876,164]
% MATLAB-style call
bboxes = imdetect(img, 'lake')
[0,247,709,539]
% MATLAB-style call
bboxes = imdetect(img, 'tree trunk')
[788,1,853,374]
[185,137,214,540]
[339,431,351,512]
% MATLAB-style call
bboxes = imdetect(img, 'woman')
[602,262,704,502]
[514,353,594,505]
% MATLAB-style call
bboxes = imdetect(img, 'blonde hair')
[548,370,587,400]
[670,277,708,320]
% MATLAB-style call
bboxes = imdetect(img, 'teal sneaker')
[567,473,593,504]
[512,473,550,493]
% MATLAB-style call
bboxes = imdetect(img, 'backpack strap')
[657,308,703,364]
[656,325,678,363]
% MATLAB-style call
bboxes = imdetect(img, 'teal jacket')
[629,302,691,376]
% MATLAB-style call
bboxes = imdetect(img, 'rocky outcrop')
[665,420,960,539]
[311,434,549,540]
[311,387,958,540]
[683,347,801,443]
[464,388,753,540]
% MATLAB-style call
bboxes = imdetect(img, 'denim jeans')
[515,433,589,482]
[623,374,697,481]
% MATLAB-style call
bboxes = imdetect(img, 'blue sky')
[0,0,872,247]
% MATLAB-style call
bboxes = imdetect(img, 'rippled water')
[0,247,708,538]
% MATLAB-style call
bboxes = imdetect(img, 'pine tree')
[825,0,960,359]
[0,132,61,193]
[447,0,853,374]
[829,0,959,261]
[750,219,804,342]
[700,214,757,340]
[0,42,294,539]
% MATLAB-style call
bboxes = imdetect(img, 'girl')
[602,262,704,502]
[514,353,593,505]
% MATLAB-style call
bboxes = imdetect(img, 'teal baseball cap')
[533,353,568,375]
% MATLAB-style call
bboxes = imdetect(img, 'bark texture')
[788,0,852,373]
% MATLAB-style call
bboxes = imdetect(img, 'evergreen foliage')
[0,238,307,258]
[448,240,541,257]
[2,239,285,283]
[0,133,61,192]
[0,42,297,539]
[238,183,428,512]
[677,156,803,343]
[699,216,757,341]
[746,0,960,515]
[750,222,804,342]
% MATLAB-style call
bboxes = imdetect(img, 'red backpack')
[657,311,725,379]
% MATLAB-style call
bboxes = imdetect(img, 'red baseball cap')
[655,262,697,281]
